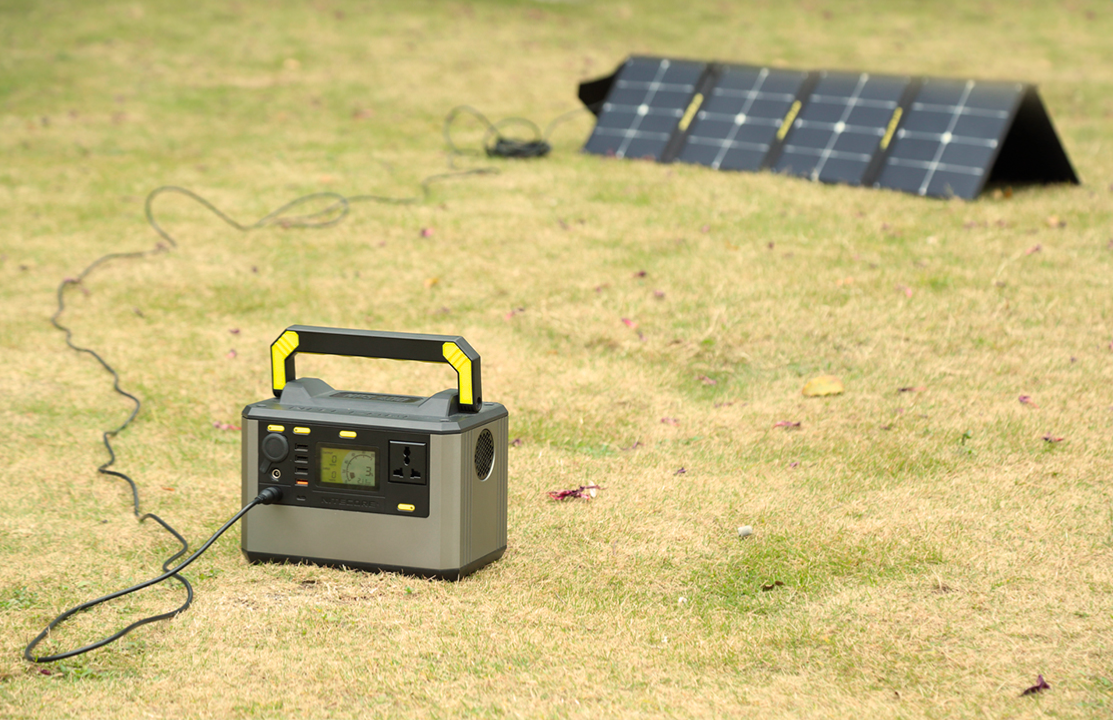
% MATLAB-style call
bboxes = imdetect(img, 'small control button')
[293,427,311,435]
[267,424,285,432]
[397,503,416,513]
[261,433,289,463]
[339,430,357,439]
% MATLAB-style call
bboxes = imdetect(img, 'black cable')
[29,104,576,662]
[24,487,282,663]
[443,105,588,159]
[32,168,496,663]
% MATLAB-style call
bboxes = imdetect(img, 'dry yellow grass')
[2,0,1112,717]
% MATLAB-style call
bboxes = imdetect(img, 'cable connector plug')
[255,486,283,505]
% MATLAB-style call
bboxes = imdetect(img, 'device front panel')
[243,420,467,572]
[254,421,431,518]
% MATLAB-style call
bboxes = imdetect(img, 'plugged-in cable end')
[256,486,283,505]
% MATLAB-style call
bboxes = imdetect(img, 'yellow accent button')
[397,503,416,513]
[339,430,357,439]
[293,427,310,435]
[267,424,285,432]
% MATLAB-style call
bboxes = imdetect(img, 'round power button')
[261,433,290,463]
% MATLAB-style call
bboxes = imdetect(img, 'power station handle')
[270,325,483,413]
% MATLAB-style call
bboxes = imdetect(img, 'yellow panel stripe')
[880,107,903,151]
[442,341,473,406]
[777,100,802,141]
[271,330,299,391]
[678,92,704,132]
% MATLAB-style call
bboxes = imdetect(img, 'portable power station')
[241,326,508,579]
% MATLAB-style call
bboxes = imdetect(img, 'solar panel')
[772,71,910,186]
[579,57,1079,199]
[874,79,1021,198]
[582,57,706,161]
[677,65,808,172]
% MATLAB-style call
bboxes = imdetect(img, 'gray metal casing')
[241,381,508,579]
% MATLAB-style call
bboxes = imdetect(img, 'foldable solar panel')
[579,56,1078,199]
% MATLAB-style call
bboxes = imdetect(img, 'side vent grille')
[474,428,495,481]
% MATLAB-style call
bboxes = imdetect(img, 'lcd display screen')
[318,445,378,490]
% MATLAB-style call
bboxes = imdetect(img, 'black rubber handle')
[270,325,482,412]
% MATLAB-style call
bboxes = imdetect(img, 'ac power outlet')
[389,440,427,484]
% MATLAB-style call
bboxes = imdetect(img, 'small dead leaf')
[420,227,434,238]
[510,438,523,447]
[896,284,913,298]
[802,375,844,397]
[698,375,717,385]
[225,349,237,359]
[773,420,801,429]
[836,276,854,287]
[633,270,647,278]
[212,422,240,431]
[1041,433,1064,443]
[229,328,240,335]
[674,467,686,475]
[653,289,665,299]
[1021,674,1050,696]
[761,580,785,592]
[1019,395,1039,408]
[1025,243,1042,255]
[547,485,600,501]
[621,317,637,329]
[423,277,439,289]
[1046,215,1065,229]
[660,417,679,426]
[505,307,524,320]
[898,386,925,393]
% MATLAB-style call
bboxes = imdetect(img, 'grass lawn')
[1,0,1111,717]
